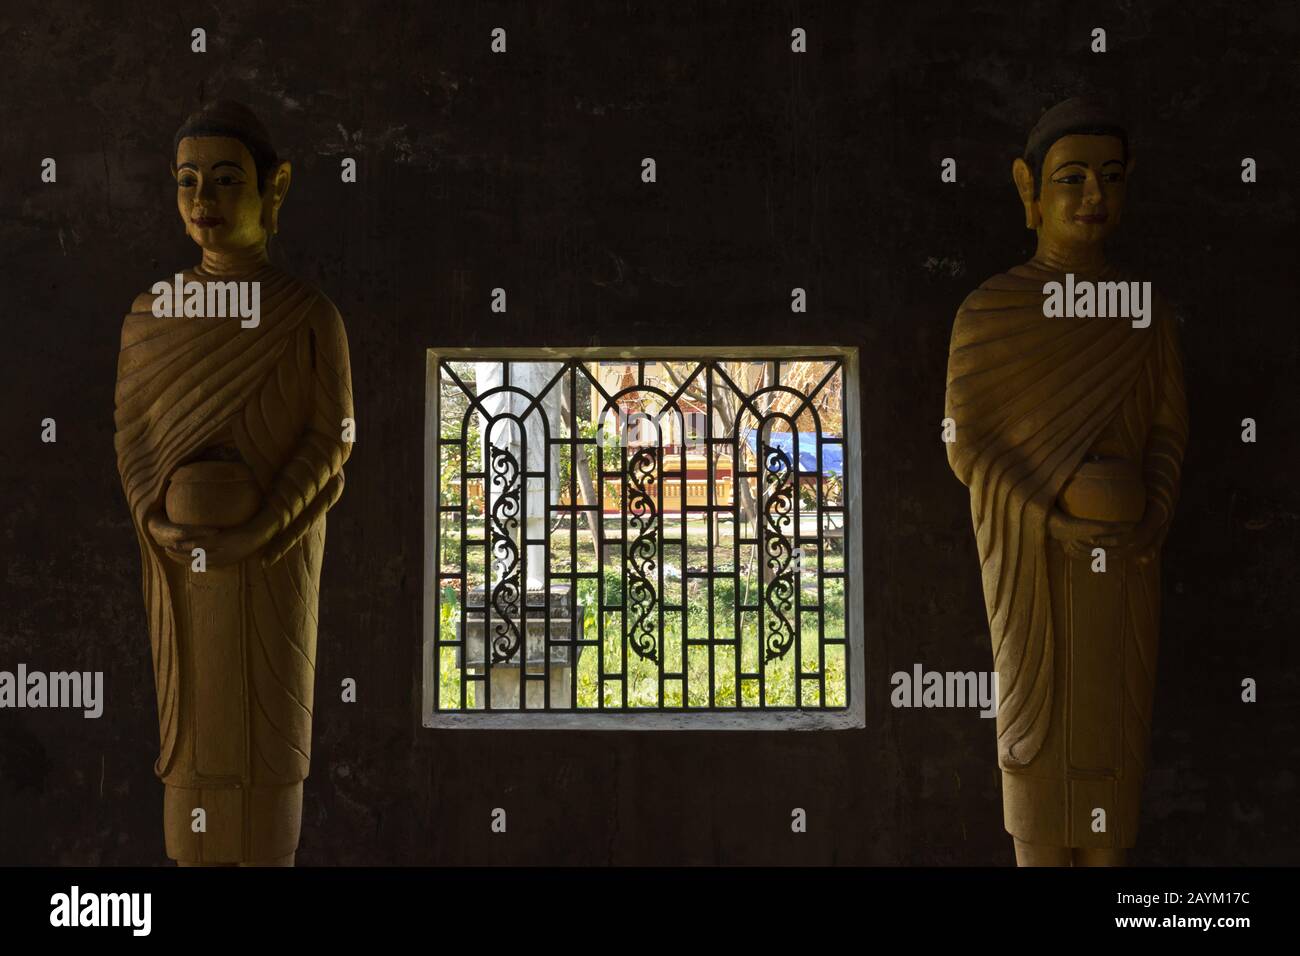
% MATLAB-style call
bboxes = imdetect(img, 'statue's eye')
[215,175,242,186]
[1053,174,1086,185]
[178,177,197,188]
[1103,172,1124,183]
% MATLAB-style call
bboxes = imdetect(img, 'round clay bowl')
[1058,458,1146,523]
[165,461,262,528]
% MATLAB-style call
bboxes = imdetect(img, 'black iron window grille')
[423,350,862,729]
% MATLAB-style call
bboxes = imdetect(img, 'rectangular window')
[422,348,863,729]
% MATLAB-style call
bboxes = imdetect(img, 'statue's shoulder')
[269,274,351,375]
[307,286,343,326]
[1106,267,1181,331]
[128,269,201,315]
[246,269,340,342]
[262,271,348,360]
[129,289,156,315]
[957,264,1046,317]
[262,268,341,322]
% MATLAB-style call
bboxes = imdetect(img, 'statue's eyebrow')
[1051,160,1088,174]
[176,162,198,171]
[1101,159,1125,168]
[211,160,246,172]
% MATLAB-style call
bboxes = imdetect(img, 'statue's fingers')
[1063,541,1091,559]
[1073,520,1117,540]
[204,548,243,568]
[177,537,218,554]
[150,521,187,546]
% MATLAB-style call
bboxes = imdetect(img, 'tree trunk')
[560,385,604,558]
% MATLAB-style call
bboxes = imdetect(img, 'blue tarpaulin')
[747,432,842,476]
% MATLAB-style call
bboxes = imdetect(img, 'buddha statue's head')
[171,101,291,258]
[1012,97,1132,252]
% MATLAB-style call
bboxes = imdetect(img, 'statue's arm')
[1142,315,1189,531]
[263,297,355,534]
[120,292,171,538]
[943,310,974,487]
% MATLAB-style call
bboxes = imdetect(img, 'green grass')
[436,517,848,711]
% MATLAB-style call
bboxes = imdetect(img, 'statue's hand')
[147,510,218,564]
[1046,507,1135,560]
[1087,510,1165,566]
[176,509,281,568]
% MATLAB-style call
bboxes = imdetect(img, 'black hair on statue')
[173,100,279,193]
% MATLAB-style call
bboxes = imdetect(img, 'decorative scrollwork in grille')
[627,445,660,663]
[761,439,796,663]
[488,442,522,663]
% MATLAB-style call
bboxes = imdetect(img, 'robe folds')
[114,265,353,862]
[945,261,1187,847]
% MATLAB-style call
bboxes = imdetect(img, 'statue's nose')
[1081,172,1104,204]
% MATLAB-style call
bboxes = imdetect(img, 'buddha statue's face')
[174,136,270,254]
[1033,133,1130,247]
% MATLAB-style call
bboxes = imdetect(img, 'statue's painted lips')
[192,216,224,228]
[1074,212,1108,223]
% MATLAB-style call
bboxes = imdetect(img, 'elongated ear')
[171,162,188,235]
[1109,155,1136,228]
[265,161,292,235]
[1012,158,1040,229]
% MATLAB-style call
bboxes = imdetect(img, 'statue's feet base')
[176,853,295,867]
[163,781,302,864]
[1014,838,1127,867]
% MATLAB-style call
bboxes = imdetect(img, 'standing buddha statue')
[944,97,1188,866]
[114,101,354,866]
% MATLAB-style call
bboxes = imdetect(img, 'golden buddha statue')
[114,101,354,866]
[943,98,1188,866]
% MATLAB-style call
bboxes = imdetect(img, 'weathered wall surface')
[1,0,1295,864]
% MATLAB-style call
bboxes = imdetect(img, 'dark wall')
[1,0,1296,865]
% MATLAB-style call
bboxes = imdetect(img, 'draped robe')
[944,261,1187,847]
[114,266,353,862]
